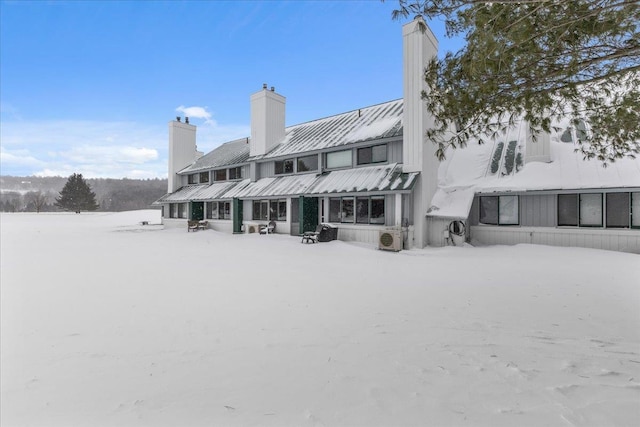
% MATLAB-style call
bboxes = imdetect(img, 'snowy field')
[1,210,639,427]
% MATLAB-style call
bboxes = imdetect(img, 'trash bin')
[318,223,338,242]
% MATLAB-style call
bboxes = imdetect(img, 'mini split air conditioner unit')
[378,229,402,252]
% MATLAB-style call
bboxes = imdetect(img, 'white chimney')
[168,119,197,193]
[250,84,286,157]
[525,124,551,163]
[402,16,440,248]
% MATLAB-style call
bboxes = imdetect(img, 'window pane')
[356,197,369,223]
[580,193,602,226]
[278,200,287,221]
[229,167,241,180]
[326,150,352,169]
[200,172,209,183]
[270,200,278,220]
[357,147,372,165]
[275,159,294,174]
[372,144,387,163]
[341,198,354,223]
[215,169,226,181]
[329,198,341,222]
[208,201,218,219]
[170,203,176,218]
[252,201,261,220]
[499,196,519,225]
[297,155,318,172]
[260,201,269,220]
[479,196,498,225]
[274,161,284,175]
[558,194,578,226]
[222,202,230,220]
[633,193,640,227]
[179,203,187,218]
[371,196,385,224]
[606,193,629,228]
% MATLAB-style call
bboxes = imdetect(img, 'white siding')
[470,225,640,254]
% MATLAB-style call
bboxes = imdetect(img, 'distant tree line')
[0,176,167,213]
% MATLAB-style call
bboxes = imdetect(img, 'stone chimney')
[168,118,197,193]
[525,124,551,163]
[250,84,286,157]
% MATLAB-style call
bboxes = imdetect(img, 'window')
[326,150,352,169]
[219,201,230,220]
[229,166,242,180]
[179,203,187,219]
[206,201,230,220]
[479,196,519,225]
[329,196,385,224]
[341,197,354,223]
[297,155,318,172]
[170,203,177,218]
[253,199,286,221]
[499,195,519,225]
[558,194,578,226]
[206,201,218,219]
[606,193,629,228]
[214,169,227,181]
[370,196,385,224]
[275,159,294,175]
[356,197,369,224]
[188,174,197,184]
[558,193,603,227]
[357,144,387,165]
[579,194,602,227]
[199,172,209,183]
[633,192,640,228]
[329,198,341,222]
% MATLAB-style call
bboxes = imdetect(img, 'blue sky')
[1,0,462,179]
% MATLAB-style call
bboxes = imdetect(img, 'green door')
[233,198,243,233]
[299,196,319,234]
[191,202,204,220]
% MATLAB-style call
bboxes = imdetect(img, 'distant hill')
[0,176,168,212]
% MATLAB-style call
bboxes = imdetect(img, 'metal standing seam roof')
[153,181,241,203]
[180,138,251,174]
[253,99,404,160]
[155,163,418,204]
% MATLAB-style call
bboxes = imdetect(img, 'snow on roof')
[256,99,403,159]
[180,138,250,174]
[430,118,640,217]
[157,164,417,203]
[309,163,417,195]
[154,181,240,203]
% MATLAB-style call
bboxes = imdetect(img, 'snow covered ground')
[1,210,639,427]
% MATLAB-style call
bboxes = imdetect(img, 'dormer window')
[229,166,242,180]
[188,174,197,184]
[199,172,210,183]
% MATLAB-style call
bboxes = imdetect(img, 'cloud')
[0,116,251,178]
[175,105,217,125]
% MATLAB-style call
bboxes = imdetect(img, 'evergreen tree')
[390,0,640,163]
[55,173,99,213]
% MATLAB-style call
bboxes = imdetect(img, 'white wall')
[471,225,640,254]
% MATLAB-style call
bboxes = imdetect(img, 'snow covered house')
[155,17,640,254]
